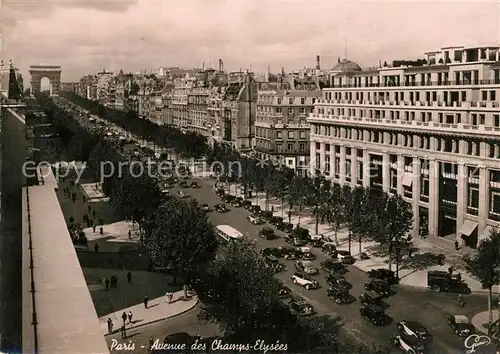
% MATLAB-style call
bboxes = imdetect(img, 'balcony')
[314,99,499,110]
[325,79,500,89]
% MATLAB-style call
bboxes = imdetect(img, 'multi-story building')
[96,69,113,103]
[255,86,321,174]
[75,75,97,100]
[308,45,500,249]
[187,86,210,136]
[207,89,224,144]
[172,77,194,129]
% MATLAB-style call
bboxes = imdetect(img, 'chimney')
[316,55,320,69]
[218,59,223,72]
[202,62,205,70]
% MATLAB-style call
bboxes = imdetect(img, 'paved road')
[53,97,488,353]
[106,305,221,353]
[168,179,488,354]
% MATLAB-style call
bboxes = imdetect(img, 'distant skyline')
[3,0,500,83]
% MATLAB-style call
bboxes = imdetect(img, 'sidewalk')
[472,311,500,335]
[99,291,198,336]
[84,220,139,243]
[223,185,497,294]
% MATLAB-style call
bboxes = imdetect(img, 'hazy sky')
[3,0,500,82]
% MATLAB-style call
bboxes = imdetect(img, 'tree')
[307,175,331,235]
[287,176,310,225]
[384,195,413,278]
[145,198,217,282]
[344,186,365,254]
[464,228,500,335]
[196,238,282,334]
[326,184,346,245]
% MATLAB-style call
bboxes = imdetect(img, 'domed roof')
[332,59,362,72]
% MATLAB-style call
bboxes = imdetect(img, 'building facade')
[255,89,320,173]
[308,45,500,248]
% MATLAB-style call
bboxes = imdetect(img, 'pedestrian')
[144,295,148,309]
[128,311,133,324]
[88,205,91,213]
[166,292,171,304]
[94,243,99,252]
[271,205,274,213]
[105,277,109,291]
[107,318,113,334]
[183,284,189,299]
[100,227,103,235]
[113,274,118,287]
[120,324,126,339]
[93,224,96,233]
[149,337,154,350]
[448,266,453,276]
[169,292,174,303]
[128,230,132,239]
[127,271,132,283]
[121,311,127,325]
[408,248,412,259]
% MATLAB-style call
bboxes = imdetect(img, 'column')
[310,141,317,175]
[428,159,439,238]
[363,149,371,187]
[319,143,326,174]
[330,146,336,179]
[412,157,421,238]
[340,145,346,185]
[456,163,467,243]
[397,154,404,195]
[382,153,390,192]
[478,166,489,244]
[480,141,488,158]
[351,147,358,186]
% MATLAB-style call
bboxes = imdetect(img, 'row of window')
[257,107,309,115]
[314,107,500,127]
[325,89,497,103]
[258,97,317,105]
[312,125,500,159]
[254,139,308,153]
[255,128,308,140]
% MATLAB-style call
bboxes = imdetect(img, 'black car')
[292,226,310,240]
[222,195,235,203]
[284,235,307,247]
[368,268,399,285]
[270,216,284,226]
[390,334,427,354]
[259,227,276,240]
[163,332,200,346]
[326,286,351,304]
[231,198,243,207]
[278,285,292,299]
[427,270,470,293]
[242,200,252,209]
[249,205,261,214]
[320,260,346,274]
[259,210,273,221]
[260,247,284,258]
[360,304,388,326]
[216,188,225,197]
[448,315,475,337]
[264,255,285,273]
[282,247,302,260]
[200,204,210,212]
[397,320,432,342]
[359,291,384,306]
[301,251,316,261]
[276,221,294,233]
[179,181,189,188]
[364,279,390,297]
[289,298,315,317]
[190,182,200,188]
[214,203,228,213]
[326,274,352,290]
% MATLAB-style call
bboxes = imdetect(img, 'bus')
[215,224,243,242]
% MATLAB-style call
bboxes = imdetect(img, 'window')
[494,115,500,127]
[288,108,294,115]
[276,131,282,139]
[299,107,305,114]
[461,91,467,101]
[277,98,282,104]
[287,143,293,151]
[432,92,437,101]
[299,143,305,152]
[289,98,293,104]
[288,131,294,139]
[491,91,496,101]
[276,144,282,152]
[276,107,282,114]
[300,98,305,104]
[480,114,485,125]
[299,131,306,139]
[312,98,316,104]
[482,91,488,101]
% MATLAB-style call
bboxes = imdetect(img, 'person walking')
[149,337,154,351]
[128,230,132,239]
[107,318,113,334]
[100,227,103,235]
[120,324,126,339]
[166,292,171,304]
[94,243,99,252]
[127,271,132,283]
[121,311,127,325]
[144,295,148,309]
[128,311,133,324]
[105,277,110,291]
[93,224,96,233]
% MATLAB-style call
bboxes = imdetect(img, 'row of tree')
[40,93,384,352]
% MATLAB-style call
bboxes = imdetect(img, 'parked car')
[247,214,264,225]
[179,181,189,188]
[320,259,346,274]
[289,298,315,317]
[264,255,285,273]
[308,234,325,247]
[326,273,352,290]
[336,250,355,264]
[259,227,276,240]
[295,260,319,275]
[368,268,399,285]
[397,321,431,342]
[222,195,235,203]
[242,200,252,209]
[284,235,307,247]
[291,272,320,290]
[259,210,273,221]
[214,204,228,213]
[359,291,384,306]
[322,242,337,256]
[190,182,200,188]
[260,247,284,258]
[390,334,427,354]
[270,216,284,226]
[231,197,243,207]
[276,221,294,233]
[282,248,302,260]
[178,190,189,198]
[359,304,388,326]
[360,252,371,260]
[278,285,291,299]
[299,247,317,261]
[326,286,352,304]
[427,270,470,293]
[200,204,210,212]
[448,315,475,337]
[215,188,225,197]
[292,226,309,240]
[364,279,391,297]
[249,205,261,214]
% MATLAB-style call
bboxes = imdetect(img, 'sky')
[2,0,500,83]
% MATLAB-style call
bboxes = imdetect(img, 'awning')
[481,225,494,239]
[402,172,413,187]
[459,220,478,237]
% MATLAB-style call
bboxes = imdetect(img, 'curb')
[104,296,199,337]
